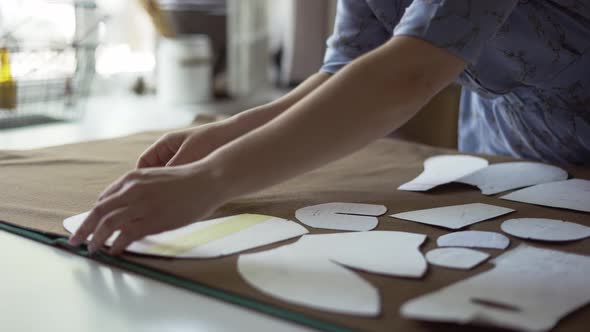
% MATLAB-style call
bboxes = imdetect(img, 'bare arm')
[224,72,332,136]
[208,36,466,199]
[136,72,330,168]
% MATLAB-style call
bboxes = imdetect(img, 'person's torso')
[367,0,590,164]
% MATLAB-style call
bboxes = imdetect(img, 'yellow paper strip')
[145,214,273,256]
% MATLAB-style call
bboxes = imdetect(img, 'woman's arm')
[225,72,332,137]
[136,72,331,168]
[71,36,466,254]
[209,36,466,199]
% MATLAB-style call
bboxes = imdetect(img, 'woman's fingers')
[109,223,150,256]
[69,188,139,246]
[97,174,127,202]
[166,143,196,166]
[137,142,172,169]
[98,169,143,202]
[167,127,219,166]
[137,133,184,169]
[87,207,139,253]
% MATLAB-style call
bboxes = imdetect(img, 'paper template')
[238,231,427,316]
[402,245,590,332]
[295,232,428,278]
[64,213,308,258]
[501,218,590,242]
[390,203,514,230]
[238,242,380,316]
[426,248,490,270]
[295,202,387,231]
[437,231,510,250]
[398,155,488,191]
[500,179,590,213]
[456,162,568,195]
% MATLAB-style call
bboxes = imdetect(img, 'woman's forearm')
[206,36,466,202]
[224,72,332,137]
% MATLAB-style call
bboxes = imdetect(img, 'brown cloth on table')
[0,129,589,332]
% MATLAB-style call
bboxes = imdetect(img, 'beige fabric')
[0,128,589,332]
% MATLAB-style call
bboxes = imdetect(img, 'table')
[0,230,311,332]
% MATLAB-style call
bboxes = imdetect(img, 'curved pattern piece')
[426,248,490,270]
[500,179,590,213]
[403,246,590,332]
[456,162,568,195]
[64,213,308,258]
[391,203,514,230]
[238,231,427,316]
[501,218,590,242]
[398,155,488,191]
[295,202,387,231]
[437,231,510,250]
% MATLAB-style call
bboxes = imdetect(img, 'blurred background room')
[0,0,460,150]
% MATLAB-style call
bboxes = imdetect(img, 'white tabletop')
[0,230,313,332]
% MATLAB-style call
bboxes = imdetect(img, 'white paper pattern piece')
[295,202,387,231]
[500,179,590,213]
[64,212,308,258]
[426,248,490,270]
[501,218,590,242]
[390,203,514,230]
[398,155,488,191]
[437,231,510,250]
[238,231,427,316]
[456,162,568,195]
[402,245,590,332]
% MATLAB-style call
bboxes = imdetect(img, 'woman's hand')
[136,72,332,169]
[68,163,225,255]
[136,122,232,168]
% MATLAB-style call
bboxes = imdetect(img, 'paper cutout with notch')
[295,202,387,231]
[500,179,590,213]
[390,203,514,230]
[402,245,590,332]
[456,162,568,195]
[501,218,590,242]
[398,155,488,191]
[238,231,427,316]
[437,231,510,250]
[64,213,308,258]
[426,248,490,270]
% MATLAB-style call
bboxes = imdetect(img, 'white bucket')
[157,35,212,105]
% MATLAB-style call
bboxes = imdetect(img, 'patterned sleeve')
[393,0,518,64]
[321,0,392,74]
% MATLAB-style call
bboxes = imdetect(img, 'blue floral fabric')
[321,0,590,165]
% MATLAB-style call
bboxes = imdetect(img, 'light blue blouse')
[321,0,590,165]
